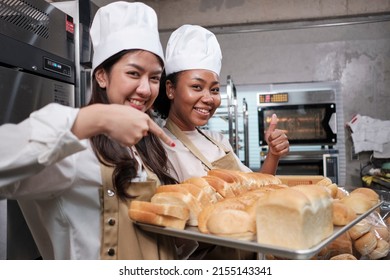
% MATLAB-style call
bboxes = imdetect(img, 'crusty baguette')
[129,209,187,230]
[129,200,189,220]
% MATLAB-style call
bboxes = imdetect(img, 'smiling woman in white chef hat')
[154,24,289,183]
[153,24,289,260]
[0,1,178,260]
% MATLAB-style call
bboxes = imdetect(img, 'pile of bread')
[128,169,389,259]
[316,187,389,260]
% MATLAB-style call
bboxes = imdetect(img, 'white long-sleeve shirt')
[0,103,144,259]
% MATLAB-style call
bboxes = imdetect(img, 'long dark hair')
[88,50,178,200]
[153,72,181,119]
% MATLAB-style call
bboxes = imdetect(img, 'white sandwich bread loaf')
[255,184,333,250]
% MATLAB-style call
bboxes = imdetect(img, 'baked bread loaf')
[372,225,390,242]
[330,253,357,260]
[348,218,371,240]
[353,231,377,256]
[156,184,211,207]
[367,239,390,259]
[130,200,189,220]
[332,201,357,226]
[182,177,223,203]
[350,187,379,203]
[326,232,353,259]
[206,209,255,240]
[255,185,333,249]
[128,201,189,230]
[151,191,201,226]
[340,192,379,214]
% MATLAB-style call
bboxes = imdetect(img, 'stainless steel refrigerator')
[0,0,75,259]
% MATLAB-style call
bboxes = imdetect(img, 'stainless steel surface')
[0,0,74,62]
[0,0,75,260]
[137,201,383,260]
[242,98,249,166]
[0,66,75,124]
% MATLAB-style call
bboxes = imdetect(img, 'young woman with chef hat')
[153,25,289,259]
[0,2,178,260]
[154,24,289,183]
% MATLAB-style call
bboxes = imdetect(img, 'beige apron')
[99,154,177,260]
[165,119,256,260]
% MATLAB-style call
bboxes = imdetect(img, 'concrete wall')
[143,0,390,29]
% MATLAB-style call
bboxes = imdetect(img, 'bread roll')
[240,172,282,188]
[330,253,357,260]
[206,209,255,240]
[332,201,357,226]
[129,209,187,230]
[350,187,379,203]
[348,218,371,240]
[367,239,390,259]
[385,216,390,227]
[276,175,325,186]
[340,192,378,214]
[354,231,377,255]
[371,225,390,242]
[335,187,348,199]
[255,185,333,249]
[323,232,353,259]
[198,198,246,233]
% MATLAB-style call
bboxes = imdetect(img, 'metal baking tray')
[136,201,383,260]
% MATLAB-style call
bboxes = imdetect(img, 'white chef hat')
[90,1,164,73]
[165,24,222,76]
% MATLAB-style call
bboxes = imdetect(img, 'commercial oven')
[257,88,340,184]
[0,0,75,259]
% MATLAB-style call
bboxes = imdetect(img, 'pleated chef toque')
[90,1,164,73]
[165,24,222,76]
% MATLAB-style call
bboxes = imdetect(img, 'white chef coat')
[162,128,251,182]
[0,103,146,259]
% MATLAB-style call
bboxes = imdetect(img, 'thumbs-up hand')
[265,114,289,157]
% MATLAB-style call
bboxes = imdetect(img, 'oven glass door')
[258,103,336,145]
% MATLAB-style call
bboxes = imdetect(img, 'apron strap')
[165,118,214,170]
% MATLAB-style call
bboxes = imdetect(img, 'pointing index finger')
[149,120,175,147]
